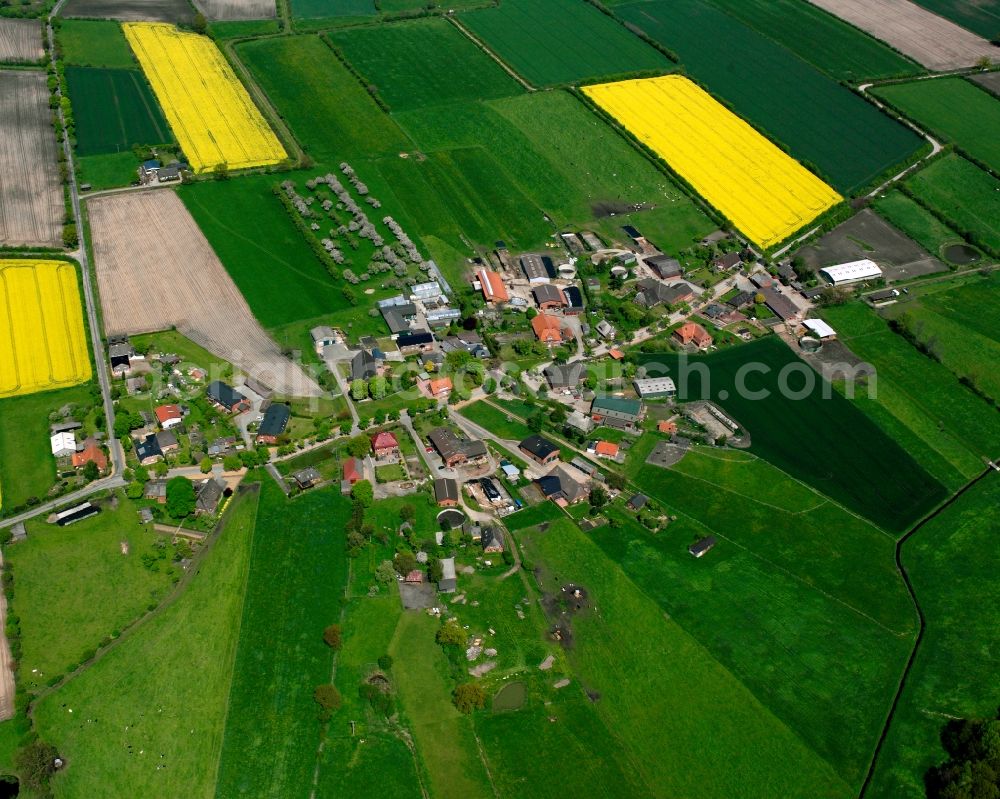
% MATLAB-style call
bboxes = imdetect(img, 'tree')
[125,481,144,500]
[453,682,487,714]
[166,476,196,519]
[428,558,443,583]
[82,460,100,481]
[375,560,396,584]
[351,479,373,507]
[607,471,626,491]
[927,716,1000,799]
[154,461,169,478]
[377,654,393,670]
[527,414,543,433]
[192,11,207,33]
[323,624,342,650]
[15,740,58,793]
[525,308,537,320]
[589,486,608,510]
[368,376,388,400]
[199,457,213,474]
[313,684,342,722]
[350,379,368,401]
[347,434,371,458]
[399,503,415,522]
[394,551,417,576]
[133,465,149,484]
[436,619,466,648]
[223,454,242,472]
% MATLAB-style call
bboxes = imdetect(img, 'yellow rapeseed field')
[0,260,91,399]
[584,76,842,250]
[123,22,287,174]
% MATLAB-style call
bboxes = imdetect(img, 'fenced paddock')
[88,190,321,397]
[0,72,63,248]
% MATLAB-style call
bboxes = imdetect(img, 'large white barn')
[820,259,883,286]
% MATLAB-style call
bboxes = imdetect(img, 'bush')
[377,654,393,671]
[313,684,341,722]
[323,624,342,650]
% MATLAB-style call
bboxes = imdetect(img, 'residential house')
[155,430,179,455]
[593,441,619,459]
[109,341,135,376]
[481,526,505,553]
[195,478,226,515]
[310,326,338,355]
[477,268,509,304]
[207,381,250,414]
[134,434,163,466]
[50,432,77,458]
[596,320,616,340]
[536,465,589,505]
[350,349,383,382]
[590,396,643,427]
[381,303,417,335]
[428,427,487,468]
[72,438,107,472]
[293,467,322,489]
[126,376,148,396]
[343,458,361,485]
[208,436,238,457]
[519,435,560,466]
[256,403,290,445]
[627,494,648,511]
[428,376,453,399]
[760,287,800,322]
[673,323,712,350]
[434,477,460,507]
[566,410,594,433]
[155,404,183,429]
[532,284,566,310]
[633,377,677,399]
[543,362,586,390]
[689,536,717,558]
[712,252,742,272]
[145,479,167,504]
[138,159,161,182]
[371,431,400,459]
[438,557,457,593]
[727,291,754,309]
[646,254,682,280]
[636,278,693,309]
[396,331,435,355]
[531,313,563,344]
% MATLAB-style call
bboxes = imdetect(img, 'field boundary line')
[669,462,830,516]
[859,468,998,797]
[445,15,536,93]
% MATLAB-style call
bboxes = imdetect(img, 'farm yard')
[873,78,1000,174]
[0,260,91,399]
[614,0,925,193]
[584,75,842,250]
[804,0,998,71]
[795,208,948,281]
[0,18,42,63]
[60,0,193,23]
[124,23,287,173]
[0,71,63,248]
[904,153,1000,255]
[459,0,671,87]
[87,190,320,396]
[66,67,172,156]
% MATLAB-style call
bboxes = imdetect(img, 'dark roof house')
[207,381,249,413]
[257,403,291,444]
[519,435,559,464]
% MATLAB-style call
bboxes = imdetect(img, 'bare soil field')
[971,71,1000,96]
[0,72,63,249]
[194,0,276,20]
[89,190,321,396]
[806,0,998,71]
[61,0,193,23]
[796,208,947,281]
[0,19,43,63]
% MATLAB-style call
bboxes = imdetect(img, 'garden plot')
[194,0,276,20]
[61,0,193,23]
[0,72,63,249]
[805,0,998,71]
[795,209,947,281]
[0,19,43,62]
[88,191,320,397]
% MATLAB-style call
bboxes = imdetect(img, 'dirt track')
[0,72,62,248]
[0,19,43,62]
[807,0,998,71]
[89,190,321,397]
[0,552,14,722]
[195,0,275,20]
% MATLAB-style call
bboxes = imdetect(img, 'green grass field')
[635,336,946,532]
[873,189,966,260]
[394,90,713,251]
[329,18,523,111]
[822,302,1000,489]
[905,153,1000,254]
[214,480,351,799]
[180,175,353,330]
[520,517,852,797]
[207,18,279,39]
[588,489,912,787]
[704,0,921,81]
[290,0,373,20]
[614,0,924,193]
[908,0,1000,39]
[78,152,140,190]
[874,78,1000,173]
[67,67,172,156]
[237,35,411,164]
[0,383,96,514]
[461,0,671,87]
[458,400,533,440]
[34,488,259,799]
[58,19,135,68]
[8,493,176,685]
[869,474,1000,798]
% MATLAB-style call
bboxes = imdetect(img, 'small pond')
[493,681,527,712]
[437,509,465,528]
[943,243,981,265]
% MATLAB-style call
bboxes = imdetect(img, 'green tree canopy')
[166,477,196,519]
